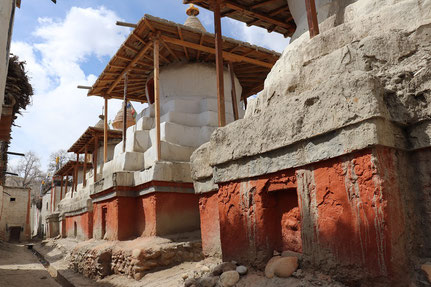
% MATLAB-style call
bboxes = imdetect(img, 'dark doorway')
[74,222,77,238]
[101,206,107,239]
[276,190,302,253]
[9,227,21,242]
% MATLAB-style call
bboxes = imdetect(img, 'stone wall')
[0,186,31,242]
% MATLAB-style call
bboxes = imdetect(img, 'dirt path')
[0,241,60,287]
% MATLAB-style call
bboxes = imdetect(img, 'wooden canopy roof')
[183,0,296,37]
[54,160,91,177]
[68,127,122,154]
[88,14,280,102]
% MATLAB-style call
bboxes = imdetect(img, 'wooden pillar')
[122,74,128,153]
[60,176,64,201]
[104,97,108,163]
[50,181,53,212]
[214,0,226,127]
[154,37,161,161]
[228,62,239,121]
[83,145,88,187]
[52,179,56,211]
[305,0,319,38]
[65,176,68,196]
[94,136,99,183]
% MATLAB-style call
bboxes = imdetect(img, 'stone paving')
[0,241,60,287]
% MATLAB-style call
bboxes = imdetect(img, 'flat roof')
[88,14,281,102]
[183,0,296,37]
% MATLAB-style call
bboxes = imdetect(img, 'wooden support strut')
[94,136,99,183]
[214,0,226,127]
[104,97,108,163]
[65,176,68,197]
[154,37,161,161]
[74,153,79,194]
[122,73,128,153]
[60,177,64,201]
[305,0,320,38]
[228,62,239,121]
[83,145,88,187]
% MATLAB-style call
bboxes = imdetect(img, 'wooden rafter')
[177,26,189,61]
[107,41,152,94]
[161,35,273,68]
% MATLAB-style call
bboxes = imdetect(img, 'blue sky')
[9,1,289,170]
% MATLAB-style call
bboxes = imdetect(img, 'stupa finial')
[186,4,200,16]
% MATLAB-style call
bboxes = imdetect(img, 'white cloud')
[9,6,145,170]
[226,18,290,53]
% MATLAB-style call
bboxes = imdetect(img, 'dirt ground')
[0,241,60,287]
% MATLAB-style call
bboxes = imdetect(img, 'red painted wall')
[92,189,200,240]
[218,170,298,266]
[64,212,93,240]
[155,192,200,236]
[136,194,157,237]
[216,147,409,283]
[199,191,222,257]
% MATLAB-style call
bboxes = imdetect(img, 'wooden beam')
[154,38,161,161]
[107,41,152,94]
[305,0,319,38]
[160,35,274,68]
[223,1,293,30]
[214,0,226,127]
[104,98,108,163]
[228,62,239,121]
[123,73,128,153]
[160,38,180,62]
[116,21,137,28]
[251,0,278,9]
[83,146,88,187]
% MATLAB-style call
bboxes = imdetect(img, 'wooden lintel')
[160,35,274,68]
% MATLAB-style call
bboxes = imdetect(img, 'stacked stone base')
[69,235,203,280]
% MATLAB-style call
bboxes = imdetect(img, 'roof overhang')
[68,126,122,154]
[183,0,296,37]
[88,14,281,102]
[54,160,91,177]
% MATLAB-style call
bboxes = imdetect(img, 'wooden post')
[154,37,161,161]
[228,62,239,121]
[50,181,53,212]
[60,177,64,201]
[122,74,128,153]
[83,145,88,187]
[104,97,108,163]
[214,0,226,127]
[94,136,99,183]
[65,176,68,196]
[305,0,319,38]
[74,153,79,194]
